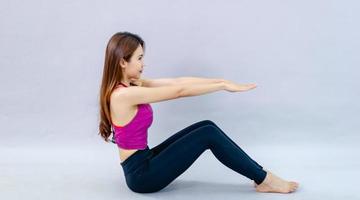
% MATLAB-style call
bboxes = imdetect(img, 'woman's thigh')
[150,120,215,155]
[150,120,262,169]
[137,125,218,192]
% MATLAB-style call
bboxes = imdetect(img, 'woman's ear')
[119,58,127,68]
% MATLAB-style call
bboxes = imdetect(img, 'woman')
[98,32,299,193]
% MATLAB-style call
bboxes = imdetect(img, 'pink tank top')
[112,83,153,150]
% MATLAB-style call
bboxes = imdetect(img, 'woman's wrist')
[217,78,227,84]
[220,80,227,90]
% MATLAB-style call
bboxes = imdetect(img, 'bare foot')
[255,170,299,193]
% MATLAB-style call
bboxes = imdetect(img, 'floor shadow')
[145,179,255,197]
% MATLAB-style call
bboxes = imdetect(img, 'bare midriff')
[119,148,139,163]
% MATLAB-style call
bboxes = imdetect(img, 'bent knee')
[199,119,217,126]
[200,124,222,136]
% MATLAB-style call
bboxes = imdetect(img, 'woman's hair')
[98,32,145,142]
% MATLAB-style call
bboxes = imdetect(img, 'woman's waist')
[119,148,139,162]
[120,146,152,173]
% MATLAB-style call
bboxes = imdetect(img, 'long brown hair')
[98,32,145,142]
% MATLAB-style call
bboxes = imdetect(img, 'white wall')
[1,0,359,147]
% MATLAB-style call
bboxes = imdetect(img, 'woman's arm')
[138,76,226,87]
[137,77,178,87]
[179,82,225,97]
[177,76,225,85]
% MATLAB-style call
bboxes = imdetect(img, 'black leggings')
[120,120,267,193]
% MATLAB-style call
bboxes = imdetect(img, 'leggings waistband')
[120,145,153,174]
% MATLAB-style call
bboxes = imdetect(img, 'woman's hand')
[223,80,257,92]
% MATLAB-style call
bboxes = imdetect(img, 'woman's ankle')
[258,170,271,185]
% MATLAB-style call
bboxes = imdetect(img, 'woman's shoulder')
[111,85,126,99]
[110,87,136,116]
[110,83,144,108]
[111,82,142,97]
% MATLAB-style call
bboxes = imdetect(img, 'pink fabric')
[112,83,153,149]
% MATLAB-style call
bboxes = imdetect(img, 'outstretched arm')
[177,76,225,85]
[179,82,225,97]
[138,76,225,87]
[178,77,257,95]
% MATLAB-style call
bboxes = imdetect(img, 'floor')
[2,137,359,200]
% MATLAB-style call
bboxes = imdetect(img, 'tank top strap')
[119,82,128,87]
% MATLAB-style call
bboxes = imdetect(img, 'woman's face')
[121,44,145,82]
